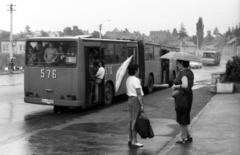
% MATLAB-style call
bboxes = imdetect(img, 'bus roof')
[26,36,138,43]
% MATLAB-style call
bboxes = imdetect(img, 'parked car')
[190,61,202,69]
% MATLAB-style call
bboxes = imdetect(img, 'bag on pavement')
[135,111,154,139]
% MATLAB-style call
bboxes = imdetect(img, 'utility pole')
[196,33,199,56]
[99,24,102,39]
[99,20,110,39]
[7,4,16,61]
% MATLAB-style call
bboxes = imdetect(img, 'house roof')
[227,37,240,44]
[183,41,196,47]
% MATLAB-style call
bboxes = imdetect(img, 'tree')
[196,17,204,49]
[213,27,220,36]
[91,31,100,38]
[205,30,214,43]
[72,26,83,36]
[25,25,31,33]
[63,27,73,36]
[172,28,178,36]
[41,30,49,37]
[0,31,10,40]
[189,35,197,45]
[178,23,188,41]
[225,27,233,41]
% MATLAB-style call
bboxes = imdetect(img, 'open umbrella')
[115,55,133,93]
[160,52,201,62]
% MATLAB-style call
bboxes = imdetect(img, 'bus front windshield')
[26,41,77,67]
[203,52,214,58]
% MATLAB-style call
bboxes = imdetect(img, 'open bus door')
[160,49,169,84]
[84,47,103,108]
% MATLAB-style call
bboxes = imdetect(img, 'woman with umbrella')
[160,52,199,144]
[172,60,194,144]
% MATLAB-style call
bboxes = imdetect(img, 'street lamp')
[99,20,111,39]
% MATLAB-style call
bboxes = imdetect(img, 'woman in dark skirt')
[172,60,194,144]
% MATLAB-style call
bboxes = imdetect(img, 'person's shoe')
[176,137,188,144]
[131,142,143,147]
[187,135,193,142]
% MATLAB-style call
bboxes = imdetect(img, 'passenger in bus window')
[44,42,59,64]
[89,49,99,65]
[33,41,45,63]
[53,45,66,65]
[28,45,40,65]
[93,59,105,104]
[116,55,120,63]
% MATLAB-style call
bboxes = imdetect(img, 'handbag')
[175,89,188,113]
[172,90,180,98]
[135,111,154,139]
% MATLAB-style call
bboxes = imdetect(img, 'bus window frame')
[25,40,78,68]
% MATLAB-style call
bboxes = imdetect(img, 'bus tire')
[146,75,154,93]
[104,82,114,105]
[53,106,63,113]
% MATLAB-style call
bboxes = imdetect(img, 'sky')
[0,0,239,36]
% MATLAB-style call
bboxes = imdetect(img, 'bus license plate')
[42,99,54,104]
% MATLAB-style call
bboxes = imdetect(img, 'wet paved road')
[0,55,231,155]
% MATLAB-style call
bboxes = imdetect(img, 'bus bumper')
[24,97,84,107]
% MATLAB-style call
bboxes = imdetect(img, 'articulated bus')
[202,48,221,66]
[24,36,179,112]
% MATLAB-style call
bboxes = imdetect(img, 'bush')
[225,56,240,82]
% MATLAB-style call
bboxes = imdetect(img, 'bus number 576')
[41,69,57,79]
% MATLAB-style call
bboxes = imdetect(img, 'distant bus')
[24,37,179,112]
[202,48,221,66]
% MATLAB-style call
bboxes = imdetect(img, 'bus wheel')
[53,106,63,113]
[146,75,154,93]
[104,82,113,105]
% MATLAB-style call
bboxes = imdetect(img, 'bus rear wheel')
[146,75,153,93]
[53,106,64,113]
[104,82,113,105]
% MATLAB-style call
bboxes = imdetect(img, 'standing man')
[93,59,105,104]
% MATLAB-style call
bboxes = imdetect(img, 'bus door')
[84,46,102,108]
[160,49,169,84]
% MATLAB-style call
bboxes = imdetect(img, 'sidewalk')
[159,93,240,155]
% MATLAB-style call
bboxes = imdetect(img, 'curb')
[157,95,217,155]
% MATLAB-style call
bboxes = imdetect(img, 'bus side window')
[102,43,114,64]
[115,43,127,63]
[145,45,153,61]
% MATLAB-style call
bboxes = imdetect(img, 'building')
[104,29,136,40]
[1,37,25,54]
[82,30,90,35]
[48,31,61,37]
[149,31,170,44]
[222,37,240,56]
[181,41,197,55]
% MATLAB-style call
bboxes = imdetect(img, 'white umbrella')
[115,55,133,93]
[160,52,201,62]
